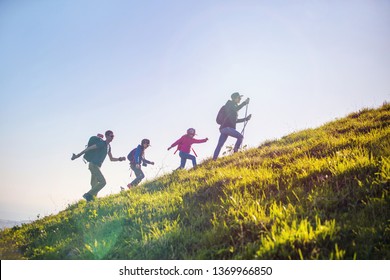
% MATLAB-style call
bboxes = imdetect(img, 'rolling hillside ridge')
[1,103,389,260]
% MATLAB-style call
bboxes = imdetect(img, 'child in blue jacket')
[127,139,154,188]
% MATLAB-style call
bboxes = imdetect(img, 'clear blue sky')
[1,0,389,221]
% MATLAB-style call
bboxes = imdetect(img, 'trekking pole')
[241,102,249,136]
[240,102,249,148]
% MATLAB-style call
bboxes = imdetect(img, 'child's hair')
[187,128,195,135]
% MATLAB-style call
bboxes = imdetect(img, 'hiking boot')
[82,193,93,202]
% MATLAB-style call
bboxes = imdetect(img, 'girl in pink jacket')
[168,128,208,169]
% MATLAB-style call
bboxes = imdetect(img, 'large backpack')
[216,105,227,125]
[83,136,104,162]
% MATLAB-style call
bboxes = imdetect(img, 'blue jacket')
[129,145,153,166]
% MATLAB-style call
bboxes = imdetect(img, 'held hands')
[118,157,126,162]
[246,114,252,121]
[167,146,172,151]
[245,98,250,105]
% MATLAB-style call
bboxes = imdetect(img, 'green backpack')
[83,136,104,162]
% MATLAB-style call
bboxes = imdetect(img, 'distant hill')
[0,103,389,260]
[0,219,31,230]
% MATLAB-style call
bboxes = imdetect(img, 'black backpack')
[83,136,104,162]
[216,105,227,125]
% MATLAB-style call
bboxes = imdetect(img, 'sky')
[0,0,389,222]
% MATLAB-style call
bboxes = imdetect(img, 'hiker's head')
[105,130,114,142]
[231,92,243,104]
[187,128,196,137]
[141,138,151,148]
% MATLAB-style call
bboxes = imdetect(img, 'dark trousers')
[130,164,145,186]
[213,127,243,160]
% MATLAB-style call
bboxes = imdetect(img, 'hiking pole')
[240,102,249,149]
[241,101,249,136]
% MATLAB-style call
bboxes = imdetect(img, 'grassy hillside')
[1,103,389,260]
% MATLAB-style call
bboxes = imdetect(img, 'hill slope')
[1,103,389,260]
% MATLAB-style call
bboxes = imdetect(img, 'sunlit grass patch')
[1,103,389,260]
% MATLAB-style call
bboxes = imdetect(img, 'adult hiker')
[71,130,126,201]
[213,92,252,160]
[127,139,154,189]
[167,128,208,169]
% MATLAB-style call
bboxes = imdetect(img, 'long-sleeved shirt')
[169,135,207,153]
[129,145,152,165]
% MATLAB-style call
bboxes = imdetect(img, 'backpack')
[127,148,137,163]
[216,105,226,125]
[83,136,104,162]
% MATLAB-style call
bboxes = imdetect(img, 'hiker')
[213,92,252,160]
[71,130,126,201]
[127,139,154,189]
[168,128,208,169]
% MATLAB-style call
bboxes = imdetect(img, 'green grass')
[1,103,389,259]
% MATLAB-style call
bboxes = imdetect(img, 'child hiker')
[168,128,208,169]
[127,139,154,189]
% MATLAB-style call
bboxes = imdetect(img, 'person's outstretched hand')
[71,153,79,160]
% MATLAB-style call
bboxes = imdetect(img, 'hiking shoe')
[82,193,93,202]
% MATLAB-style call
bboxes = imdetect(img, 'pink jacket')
[169,135,207,153]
